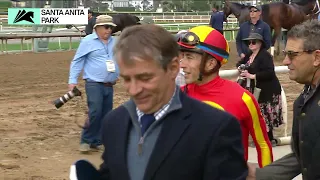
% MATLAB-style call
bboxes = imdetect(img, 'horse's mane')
[291,0,313,6]
[230,2,249,9]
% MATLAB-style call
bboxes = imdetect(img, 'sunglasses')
[247,40,257,45]
[250,10,258,13]
[103,25,113,29]
[282,50,316,60]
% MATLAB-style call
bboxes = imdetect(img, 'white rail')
[151,18,238,23]
[0,16,239,31]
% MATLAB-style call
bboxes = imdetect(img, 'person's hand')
[240,53,246,59]
[68,84,77,91]
[240,70,256,79]
[246,162,258,180]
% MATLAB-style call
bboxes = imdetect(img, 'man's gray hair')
[113,24,179,70]
[287,19,320,51]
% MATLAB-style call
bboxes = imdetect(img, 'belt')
[101,82,115,87]
[85,80,115,87]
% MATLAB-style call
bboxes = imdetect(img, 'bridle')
[311,0,320,15]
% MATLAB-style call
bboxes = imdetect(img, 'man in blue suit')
[209,6,225,35]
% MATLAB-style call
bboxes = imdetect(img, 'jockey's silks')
[181,76,273,168]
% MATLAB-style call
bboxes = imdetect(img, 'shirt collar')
[250,19,261,25]
[136,86,176,118]
[92,32,99,39]
[92,32,113,43]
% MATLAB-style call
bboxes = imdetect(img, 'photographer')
[236,33,283,146]
[68,15,119,153]
[84,10,95,35]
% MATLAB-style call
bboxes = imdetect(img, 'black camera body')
[237,64,250,87]
[53,86,82,109]
[238,64,250,71]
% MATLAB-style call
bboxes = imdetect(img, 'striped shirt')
[136,87,176,124]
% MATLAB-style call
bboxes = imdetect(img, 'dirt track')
[0,42,303,179]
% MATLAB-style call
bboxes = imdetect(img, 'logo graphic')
[14,9,34,24]
[8,8,88,25]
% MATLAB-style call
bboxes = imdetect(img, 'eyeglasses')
[250,10,258,13]
[282,49,316,60]
[247,40,257,45]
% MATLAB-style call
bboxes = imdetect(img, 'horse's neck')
[292,1,316,14]
[230,3,243,17]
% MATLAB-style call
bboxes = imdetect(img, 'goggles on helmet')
[177,32,203,54]
[179,32,200,47]
[177,31,229,60]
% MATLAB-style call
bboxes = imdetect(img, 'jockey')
[176,26,273,168]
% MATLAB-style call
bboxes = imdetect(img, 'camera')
[237,64,250,88]
[238,64,249,71]
[53,86,82,109]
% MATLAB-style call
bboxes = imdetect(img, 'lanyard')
[100,39,110,58]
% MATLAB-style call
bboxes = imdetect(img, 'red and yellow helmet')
[177,26,230,65]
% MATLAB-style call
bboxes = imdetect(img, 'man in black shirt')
[85,10,96,35]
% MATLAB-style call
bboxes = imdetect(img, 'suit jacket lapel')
[143,95,192,180]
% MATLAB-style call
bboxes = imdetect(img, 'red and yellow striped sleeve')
[241,92,273,167]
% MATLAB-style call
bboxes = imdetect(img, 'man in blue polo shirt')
[236,5,272,59]
[68,15,119,153]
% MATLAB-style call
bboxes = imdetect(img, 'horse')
[223,0,317,56]
[292,0,320,19]
[66,13,141,35]
[109,13,141,34]
[222,2,250,25]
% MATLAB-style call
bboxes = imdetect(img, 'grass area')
[5,41,80,51]
[5,30,238,52]
[3,23,238,51]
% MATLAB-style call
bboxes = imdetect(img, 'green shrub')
[0,1,12,8]
[113,7,136,12]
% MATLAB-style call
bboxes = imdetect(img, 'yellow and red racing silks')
[181,76,273,167]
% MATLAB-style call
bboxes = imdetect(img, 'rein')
[312,0,320,15]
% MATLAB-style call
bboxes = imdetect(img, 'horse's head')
[307,0,319,18]
[132,15,141,24]
[110,14,142,34]
[223,1,250,23]
[24,11,35,23]
[292,0,319,19]
[222,0,232,21]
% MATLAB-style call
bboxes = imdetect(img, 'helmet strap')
[197,54,208,81]
[198,53,221,81]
